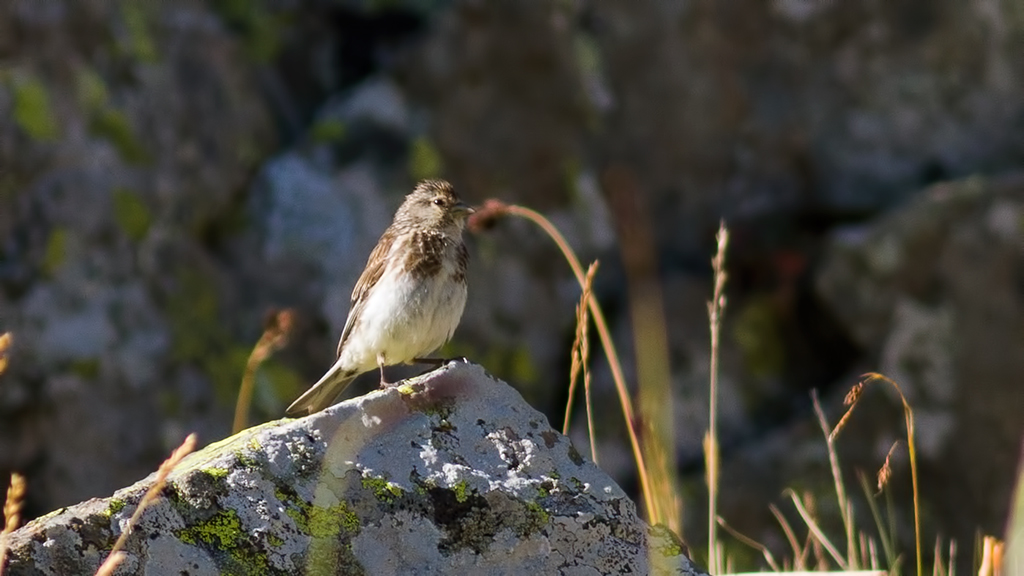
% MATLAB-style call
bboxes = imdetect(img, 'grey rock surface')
[4,362,705,576]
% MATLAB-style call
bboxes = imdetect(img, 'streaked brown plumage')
[286,179,473,416]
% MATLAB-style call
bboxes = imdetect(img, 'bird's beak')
[453,202,475,216]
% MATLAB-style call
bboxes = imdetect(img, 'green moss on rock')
[112,188,153,240]
[89,108,151,164]
[361,475,404,504]
[105,499,128,517]
[452,480,471,504]
[203,468,230,480]
[13,77,59,141]
[42,227,68,275]
[176,510,272,576]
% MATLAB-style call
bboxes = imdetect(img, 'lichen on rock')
[4,361,707,575]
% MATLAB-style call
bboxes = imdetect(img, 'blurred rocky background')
[1,0,1022,571]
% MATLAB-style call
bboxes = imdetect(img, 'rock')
[0,0,275,517]
[814,173,1024,547]
[4,362,706,576]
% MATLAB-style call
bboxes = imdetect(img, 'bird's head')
[396,179,474,232]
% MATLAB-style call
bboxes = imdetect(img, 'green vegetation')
[119,0,158,63]
[42,227,68,275]
[13,78,59,141]
[112,188,153,241]
[176,509,273,576]
[90,109,150,164]
[361,475,404,504]
[310,119,347,145]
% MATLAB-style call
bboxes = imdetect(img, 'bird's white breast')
[338,243,468,372]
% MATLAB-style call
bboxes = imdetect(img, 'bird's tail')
[286,361,359,416]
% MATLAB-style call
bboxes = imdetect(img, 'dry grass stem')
[770,502,807,570]
[716,515,781,571]
[860,372,923,576]
[977,536,1003,576]
[96,433,197,575]
[94,552,126,576]
[812,389,857,568]
[469,201,656,523]
[563,262,600,464]
[830,381,864,442]
[0,332,11,375]
[234,309,295,433]
[785,489,848,570]
[858,471,897,570]
[706,220,729,573]
[0,472,26,573]
[878,441,899,493]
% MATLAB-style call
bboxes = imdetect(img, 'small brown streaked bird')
[286,179,473,416]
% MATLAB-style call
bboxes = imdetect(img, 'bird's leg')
[377,353,392,388]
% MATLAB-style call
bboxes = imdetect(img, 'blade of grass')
[0,472,26,574]
[716,515,781,571]
[0,332,10,375]
[812,389,857,568]
[563,262,600,462]
[770,502,807,570]
[470,202,656,523]
[785,488,849,570]
[858,470,897,569]
[603,167,681,535]
[234,309,294,433]
[706,221,729,573]
[860,373,922,576]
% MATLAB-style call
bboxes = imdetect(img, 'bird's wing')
[336,228,397,358]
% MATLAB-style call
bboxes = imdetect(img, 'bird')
[286,179,474,416]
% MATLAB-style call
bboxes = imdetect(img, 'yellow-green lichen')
[310,504,360,537]
[13,77,59,141]
[42,227,68,275]
[212,0,283,62]
[70,359,100,379]
[105,499,128,517]
[164,268,249,404]
[176,509,272,576]
[76,67,109,112]
[361,476,403,504]
[522,501,550,531]
[310,119,346,144]
[178,509,243,548]
[452,480,470,504]
[119,0,158,63]
[89,108,150,164]
[235,450,260,469]
[285,501,359,538]
[203,467,230,480]
[112,188,153,241]
[648,524,685,557]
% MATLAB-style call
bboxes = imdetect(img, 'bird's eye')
[433,198,445,206]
